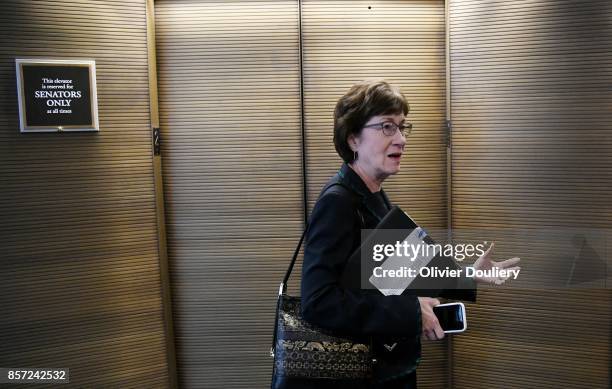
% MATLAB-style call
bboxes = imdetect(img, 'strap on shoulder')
[279,181,345,295]
[271,180,365,357]
[279,178,366,295]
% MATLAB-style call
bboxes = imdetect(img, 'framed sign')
[15,58,99,132]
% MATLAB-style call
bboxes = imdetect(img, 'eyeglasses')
[363,121,412,137]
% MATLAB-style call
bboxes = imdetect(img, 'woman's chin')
[386,162,402,175]
[381,167,400,178]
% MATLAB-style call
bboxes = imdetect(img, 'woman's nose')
[394,130,407,147]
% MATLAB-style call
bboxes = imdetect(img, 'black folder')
[340,206,463,295]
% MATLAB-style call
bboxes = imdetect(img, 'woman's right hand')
[418,297,444,341]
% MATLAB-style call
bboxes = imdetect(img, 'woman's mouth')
[387,152,402,162]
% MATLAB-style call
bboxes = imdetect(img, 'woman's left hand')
[472,242,521,285]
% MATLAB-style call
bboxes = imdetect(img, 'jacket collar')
[337,163,372,198]
[337,163,392,215]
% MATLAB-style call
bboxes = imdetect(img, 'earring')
[353,150,358,161]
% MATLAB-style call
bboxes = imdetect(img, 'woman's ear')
[347,134,359,152]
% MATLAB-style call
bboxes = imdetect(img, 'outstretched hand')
[472,242,521,285]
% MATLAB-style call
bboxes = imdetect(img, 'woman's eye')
[382,123,394,131]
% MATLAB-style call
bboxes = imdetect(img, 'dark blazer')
[301,163,476,382]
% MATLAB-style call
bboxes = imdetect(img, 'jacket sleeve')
[438,266,477,302]
[301,190,421,338]
[415,237,478,302]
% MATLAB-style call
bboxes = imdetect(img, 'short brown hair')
[333,80,409,163]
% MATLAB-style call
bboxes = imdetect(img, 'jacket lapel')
[337,163,390,222]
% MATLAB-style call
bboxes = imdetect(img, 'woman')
[301,80,520,388]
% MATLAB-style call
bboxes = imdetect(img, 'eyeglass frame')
[362,120,413,137]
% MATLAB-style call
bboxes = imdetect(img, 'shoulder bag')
[270,183,374,388]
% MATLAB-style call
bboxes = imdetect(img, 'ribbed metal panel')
[449,0,611,388]
[154,1,303,388]
[301,0,449,228]
[0,1,169,388]
[301,1,449,387]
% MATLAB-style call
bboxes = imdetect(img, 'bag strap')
[278,181,363,296]
[278,228,308,296]
[271,180,363,359]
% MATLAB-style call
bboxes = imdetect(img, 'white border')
[15,58,99,133]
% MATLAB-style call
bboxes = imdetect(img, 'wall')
[449,0,612,387]
[3,1,609,388]
[0,1,170,387]
[301,1,450,387]
[154,1,304,387]
[154,0,450,387]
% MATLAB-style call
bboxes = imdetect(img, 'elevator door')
[155,0,449,387]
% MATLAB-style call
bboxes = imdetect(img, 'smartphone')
[433,302,467,333]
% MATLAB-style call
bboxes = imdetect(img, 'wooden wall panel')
[449,0,611,387]
[154,1,303,387]
[0,0,169,387]
[301,1,450,387]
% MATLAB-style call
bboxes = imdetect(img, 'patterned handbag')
[270,227,375,388]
